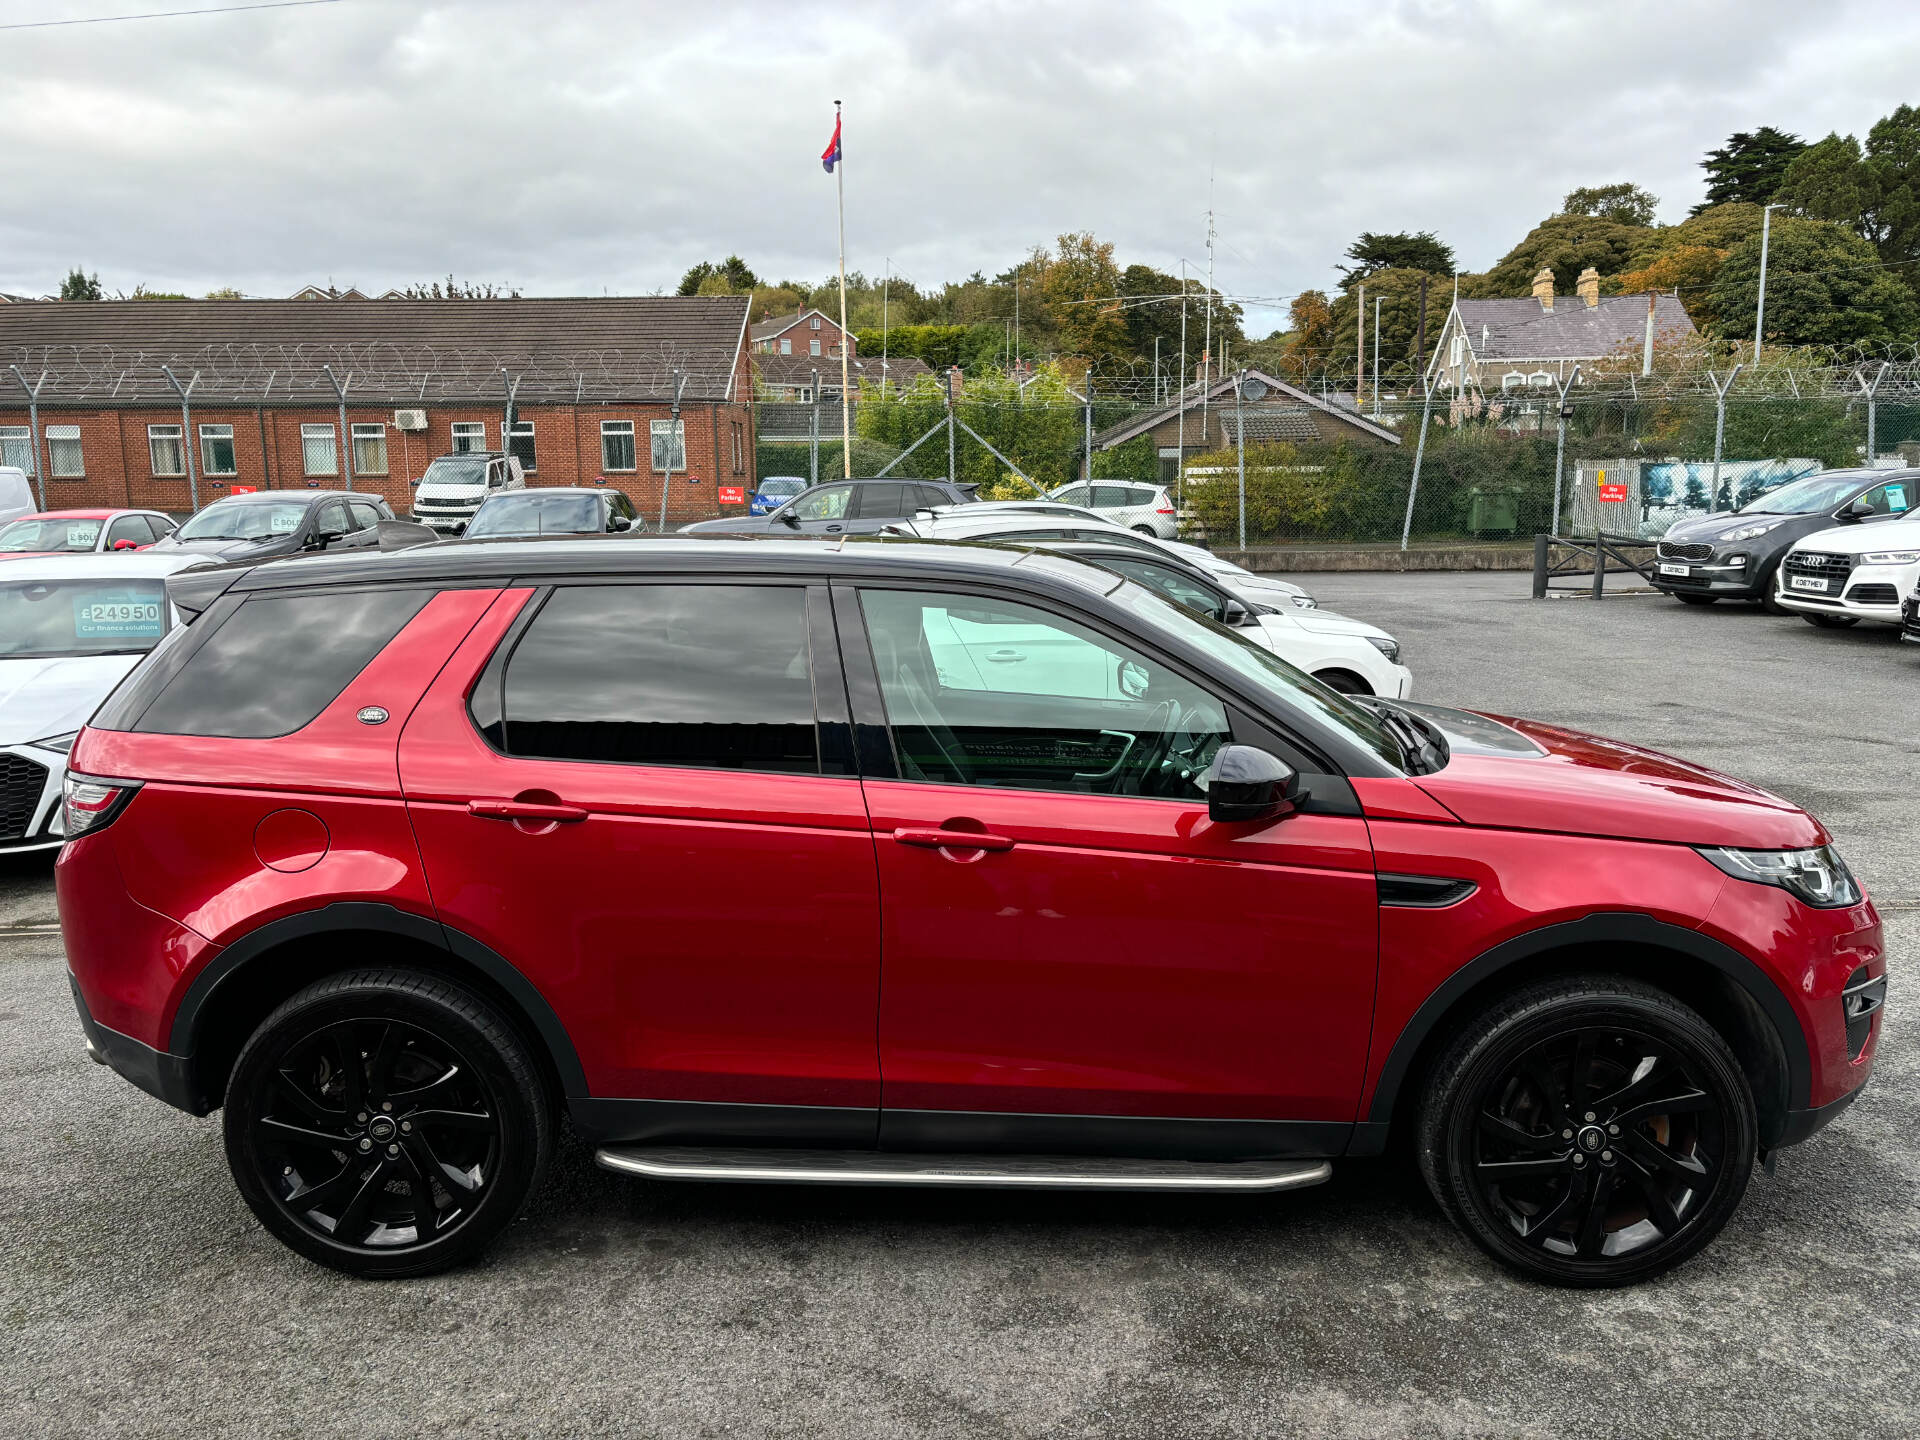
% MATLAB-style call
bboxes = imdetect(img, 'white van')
[410,451,526,534]
[0,467,35,527]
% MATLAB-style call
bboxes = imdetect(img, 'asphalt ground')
[1,572,1915,1438]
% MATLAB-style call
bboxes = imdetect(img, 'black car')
[680,477,977,537]
[149,490,395,563]
[1651,468,1920,606]
[464,487,644,538]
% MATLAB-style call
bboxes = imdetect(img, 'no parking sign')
[1596,468,1627,503]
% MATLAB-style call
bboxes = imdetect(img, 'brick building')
[0,296,758,524]
[749,308,852,360]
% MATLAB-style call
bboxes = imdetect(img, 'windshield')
[759,479,804,498]
[1105,580,1402,769]
[0,578,170,659]
[177,500,309,542]
[0,517,100,553]
[467,493,602,536]
[1738,474,1870,515]
[422,457,490,488]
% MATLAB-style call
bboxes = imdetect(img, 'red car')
[0,508,177,558]
[56,539,1884,1286]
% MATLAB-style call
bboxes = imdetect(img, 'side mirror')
[612,516,633,532]
[1222,598,1252,627]
[112,539,140,551]
[1204,744,1299,825]
[306,529,344,551]
[1839,498,1875,521]
[778,509,802,528]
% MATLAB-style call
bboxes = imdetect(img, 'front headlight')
[1366,635,1401,663]
[1290,594,1317,609]
[1699,844,1861,908]
[29,731,79,754]
[1860,550,1920,566]
[1724,521,1781,543]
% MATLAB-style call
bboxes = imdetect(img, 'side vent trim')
[1377,873,1478,908]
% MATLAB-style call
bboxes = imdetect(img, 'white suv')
[411,451,527,534]
[1776,496,1920,628]
[1047,481,1179,539]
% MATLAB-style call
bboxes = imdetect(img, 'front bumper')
[1649,555,1766,599]
[1775,558,1919,624]
[69,971,206,1114]
[0,744,67,853]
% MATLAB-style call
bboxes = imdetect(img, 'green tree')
[1562,183,1660,226]
[677,255,757,296]
[1865,104,1920,279]
[1776,133,1875,230]
[1694,128,1805,212]
[1483,214,1651,295]
[1328,267,1453,387]
[1707,215,1918,346]
[1117,264,1187,375]
[1336,231,1455,286]
[59,267,102,301]
[400,275,522,299]
[1040,232,1131,371]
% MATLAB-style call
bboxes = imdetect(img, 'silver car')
[1045,481,1179,539]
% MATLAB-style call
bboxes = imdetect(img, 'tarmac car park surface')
[1,571,1915,1439]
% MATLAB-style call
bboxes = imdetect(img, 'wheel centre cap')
[1577,1125,1606,1153]
[368,1115,397,1142]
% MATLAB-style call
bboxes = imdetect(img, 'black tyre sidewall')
[1422,984,1756,1288]
[224,971,550,1279]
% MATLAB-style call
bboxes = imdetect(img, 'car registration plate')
[1659,563,1690,577]
[1789,575,1830,592]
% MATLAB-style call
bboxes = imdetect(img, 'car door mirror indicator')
[1205,744,1299,825]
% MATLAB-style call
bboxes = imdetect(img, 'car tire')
[1675,593,1717,606]
[1802,613,1858,629]
[1314,668,1373,695]
[223,968,553,1280]
[1416,975,1756,1289]
[1758,570,1789,614]
[1131,524,1158,536]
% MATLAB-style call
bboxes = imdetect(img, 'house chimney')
[1531,267,1555,311]
[947,364,964,398]
[1576,266,1600,309]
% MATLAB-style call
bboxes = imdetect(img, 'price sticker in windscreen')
[73,588,165,641]
[269,510,302,534]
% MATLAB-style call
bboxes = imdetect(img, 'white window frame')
[780,338,792,355]
[301,422,339,477]
[507,420,536,473]
[46,424,84,478]
[601,419,636,472]
[1529,370,1553,389]
[810,338,822,358]
[0,425,35,476]
[147,424,185,477]
[450,421,487,454]
[810,315,821,330]
[650,418,686,473]
[199,423,237,475]
[351,422,389,475]
[1501,372,1524,393]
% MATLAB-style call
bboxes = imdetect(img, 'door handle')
[467,799,588,823]
[892,827,1015,852]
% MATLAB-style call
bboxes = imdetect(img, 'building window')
[352,422,388,475]
[451,421,487,453]
[47,425,84,477]
[0,426,34,475]
[650,419,686,473]
[507,421,536,473]
[810,315,821,330]
[199,424,237,475]
[301,423,338,476]
[810,338,822,358]
[148,424,186,477]
[780,338,792,355]
[601,420,636,472]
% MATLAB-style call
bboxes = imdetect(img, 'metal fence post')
[1400,380,1438,551]
[323,364,354,492]
[7,366,50,509]
[1233,368,1247,550]
[161,365,200,510]
[1083,364,1094,484]
[809,368,820,486]
[1549,365,1581,534]
[1532,533,1550,598]
[944,369,956,485]
[1707,364,1742,510]
[1857,361,1890,465]
[657,370,686,532]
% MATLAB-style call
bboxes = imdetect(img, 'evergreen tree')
[1694,128,1806,213]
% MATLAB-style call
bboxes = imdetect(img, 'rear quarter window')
[124,588,432,738]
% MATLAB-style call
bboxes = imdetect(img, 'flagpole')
[834,99,852,478]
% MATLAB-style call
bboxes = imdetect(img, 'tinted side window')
[315,501,349,536]
[133,589,432,738]
[349,500,383,530]
[852,483,905,519]
[496,585,818,773]
[1091,484,1132,508]
[105,515,149,547]
[1105,558,1227,620]
[791,485,851,521]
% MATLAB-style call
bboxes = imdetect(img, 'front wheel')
[1803,612,1859,629]
[1314,668,1373,695]
[1416,976,1756,1288]
[223,969,553,1279]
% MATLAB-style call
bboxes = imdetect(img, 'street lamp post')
[1754,203,1785,365]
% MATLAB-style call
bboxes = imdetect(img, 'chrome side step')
[594,1146,1333,1193]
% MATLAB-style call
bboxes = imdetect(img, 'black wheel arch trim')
[167,900,590,1100]
[1357,911,1810,1138]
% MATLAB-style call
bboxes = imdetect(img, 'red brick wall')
[0,398,760,524]
[754,312,854,360]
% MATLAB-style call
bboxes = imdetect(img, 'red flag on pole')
[821,114,842,173]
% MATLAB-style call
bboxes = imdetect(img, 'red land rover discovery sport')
[57,538,1885,1286]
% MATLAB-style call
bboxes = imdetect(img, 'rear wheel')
[223,969,552,1279]
[1131,524,1158,536]
[1803,612,1859,628]
[1674,593,1717,606]
[1416,976,1756,1288]
[1314,668,1373,695]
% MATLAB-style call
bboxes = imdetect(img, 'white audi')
[1775,498,1920,629]
[0,553,207,852]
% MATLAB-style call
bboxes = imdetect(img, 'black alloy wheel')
[224,970,551,1279]
[1419,977,1756,1287]
[1803,613,1859,629]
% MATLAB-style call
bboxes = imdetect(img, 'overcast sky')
[4,0,1917,335]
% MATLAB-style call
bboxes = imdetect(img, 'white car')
[0,466,34,527]
[1045,481,1180,539]
[1775,502,1920,628]
[0,553,208,853]
[1160,539,1318,611]
[411,451,527,534]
